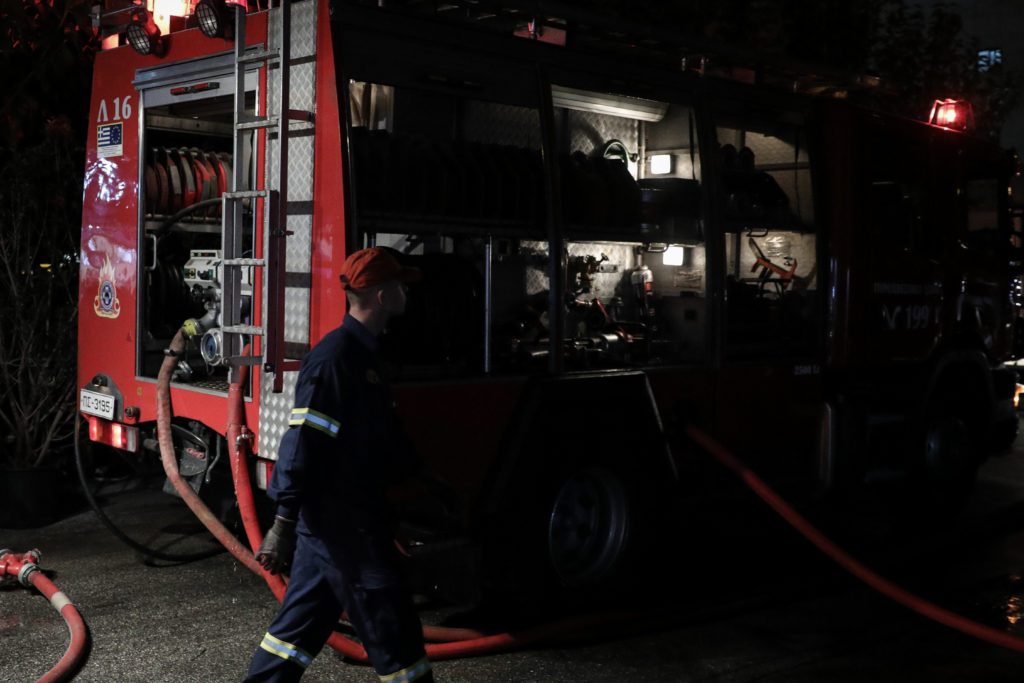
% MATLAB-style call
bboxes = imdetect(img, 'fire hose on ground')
[157,326,1024,661]
[686,426,1024,654]
[0,549,89,682]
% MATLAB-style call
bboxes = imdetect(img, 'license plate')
[80,389,115,420]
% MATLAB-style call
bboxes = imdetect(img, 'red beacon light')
[929,98,975,132]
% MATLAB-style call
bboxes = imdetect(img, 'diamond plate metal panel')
[287,1,316,59]
[261,0,318,455]
[520,240,550,296]
[285,217,313,270]
[284,287,311,345]
[464,102,542,149]
[258,372,298,461]
[742,130,808,165]
[568,110,639,157]
[287,136,315,202]
[566,241,634,302]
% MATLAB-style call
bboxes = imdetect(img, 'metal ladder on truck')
[220,0,315,391]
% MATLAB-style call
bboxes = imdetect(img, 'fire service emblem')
[94,254,121,319]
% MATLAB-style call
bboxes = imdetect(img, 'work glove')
[255,515,297,575]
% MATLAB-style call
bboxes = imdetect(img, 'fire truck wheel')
[483,454,659,612]
[918,398,980,515]
[546,465,632,588]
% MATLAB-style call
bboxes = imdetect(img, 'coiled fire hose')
[686,425,1024,654]
[0,549,89,682]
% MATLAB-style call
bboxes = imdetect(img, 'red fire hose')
[686,425,1024,654]
[158,327,1024,663]
[0,549,89,682]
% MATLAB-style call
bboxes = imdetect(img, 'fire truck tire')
[917,385,982,515]
[546,465,632,588]
[483,449,661,611]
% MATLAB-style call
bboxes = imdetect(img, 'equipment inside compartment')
[138,89,258,388]
[349,79,819,377]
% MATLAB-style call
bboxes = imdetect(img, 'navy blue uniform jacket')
[267,315,418,545]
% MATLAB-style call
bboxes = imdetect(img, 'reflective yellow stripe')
[288,407,341,437]
[379,657,432,682]
[260,632,313,668]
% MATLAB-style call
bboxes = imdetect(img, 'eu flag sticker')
[97,122,123,159]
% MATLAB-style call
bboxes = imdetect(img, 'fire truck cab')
[78,0,1019,602]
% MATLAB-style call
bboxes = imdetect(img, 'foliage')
[868,2,1018,141]
[0,126,82,468]
[0,0,97,468]
[1,0,98,149]
[574,0,1018,140]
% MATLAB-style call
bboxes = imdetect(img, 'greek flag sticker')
[97,122,123,159]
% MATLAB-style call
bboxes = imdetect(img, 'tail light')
[87,416,140,452]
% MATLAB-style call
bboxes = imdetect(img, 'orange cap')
[338,247,422,290]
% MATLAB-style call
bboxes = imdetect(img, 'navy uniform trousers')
[243,528,431,682]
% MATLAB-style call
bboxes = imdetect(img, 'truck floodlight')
[662,245,685,267]
[195,0,234,39]
[650,154,672,175]
[126,9,164,57]
[928,98,974,132]
[551,85,668,122]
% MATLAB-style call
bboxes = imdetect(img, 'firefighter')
[244,247,433,683]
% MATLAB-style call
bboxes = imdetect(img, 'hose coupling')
[18,562,39,587]
[182,318,205,339]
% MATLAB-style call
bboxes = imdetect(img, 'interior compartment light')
[663,245,685,267]
[126,9,164,57]
[650,154,673,175]
[551,85,668,122]
[928,98,974,132]
[195,0,234,39]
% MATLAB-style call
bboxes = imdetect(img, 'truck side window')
[717,120,819,357]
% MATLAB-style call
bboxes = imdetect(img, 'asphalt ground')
[4,440,1024,682]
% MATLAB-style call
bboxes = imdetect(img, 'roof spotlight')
[126,10,164,57]
[195,0,235,40]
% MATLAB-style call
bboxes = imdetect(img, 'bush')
[0,125,81,469]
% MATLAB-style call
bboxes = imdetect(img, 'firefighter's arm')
[260,361,345,572]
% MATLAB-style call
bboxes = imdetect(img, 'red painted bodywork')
[77,3,1014,510]
[78,16,269,443]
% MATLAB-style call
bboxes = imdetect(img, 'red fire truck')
[78,0,1021,602]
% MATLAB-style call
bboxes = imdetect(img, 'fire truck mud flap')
[479,371,677,609]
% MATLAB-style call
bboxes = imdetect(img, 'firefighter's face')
[378,280,408,316]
